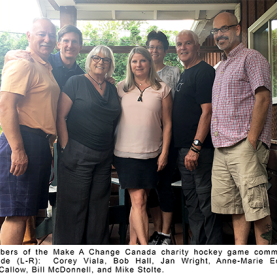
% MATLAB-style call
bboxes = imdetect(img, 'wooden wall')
[241,0,276,47]
[201,34,222,67]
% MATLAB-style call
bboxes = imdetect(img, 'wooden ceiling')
[38,0,240,45]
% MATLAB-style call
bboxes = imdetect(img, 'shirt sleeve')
[195,64,215,105]
[116,80,126,99]
[62,76,77,102]
[172,67,181,92]
[175,67,181,84]
[161,82,171,99]
[245,51,272,94]
[1,60,33,96]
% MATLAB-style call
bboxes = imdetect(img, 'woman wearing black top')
[54,45,121,244]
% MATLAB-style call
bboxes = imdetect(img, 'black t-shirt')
[63,75,121,151]
[172,61,214,148]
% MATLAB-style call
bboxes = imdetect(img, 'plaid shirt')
[211,43,272,148]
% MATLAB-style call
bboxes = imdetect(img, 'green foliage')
[75,21,182,81]
[0,32,28,85]
[0,21,182,84]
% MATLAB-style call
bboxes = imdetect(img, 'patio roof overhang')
[37,0,240,45]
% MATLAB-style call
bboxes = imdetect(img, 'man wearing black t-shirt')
[172,30,222,244]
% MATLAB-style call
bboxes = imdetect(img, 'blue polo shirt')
[48,52,84,90]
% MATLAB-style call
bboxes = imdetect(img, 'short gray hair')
[85,45,115,77]
[30,17,56,32]
[176,30,200,46]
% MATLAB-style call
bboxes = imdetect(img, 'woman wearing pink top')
[114,47,172,245]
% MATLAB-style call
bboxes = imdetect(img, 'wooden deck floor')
[37,221,237,245]
[38,223,186,245]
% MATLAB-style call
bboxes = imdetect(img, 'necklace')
[88,73,105,90]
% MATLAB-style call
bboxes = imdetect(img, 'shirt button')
[214,131,218,137]
[216,95,218,98]
[218,83,220,85]
[214,107,216,110]
[214,118,217,121]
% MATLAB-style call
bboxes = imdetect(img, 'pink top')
[211,43,272,148]
[114,80,171,159]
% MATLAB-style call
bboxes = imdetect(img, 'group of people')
[0,11,272,246]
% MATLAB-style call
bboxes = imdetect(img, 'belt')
[20,125,52,139]
[262,142,269,149]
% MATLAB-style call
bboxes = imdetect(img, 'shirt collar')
[27,47,52,70]
[52,51,78,71]
[221,43,245,61]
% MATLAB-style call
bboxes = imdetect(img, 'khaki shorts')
[211,138,270,222]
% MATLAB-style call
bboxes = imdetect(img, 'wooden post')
[60,6,77,27]
[241,0,248,47]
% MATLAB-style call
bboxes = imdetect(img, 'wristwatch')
[193,139,203,147]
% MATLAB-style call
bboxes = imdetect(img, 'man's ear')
[236,24,241,37]
[57,41,61,50]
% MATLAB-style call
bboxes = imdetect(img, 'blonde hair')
[85,45,115,77]
[123,47,161,92]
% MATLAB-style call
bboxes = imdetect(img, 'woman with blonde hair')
[114,47,172,245]
[54,45,121,244]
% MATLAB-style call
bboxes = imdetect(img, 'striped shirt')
[211,43,272,148]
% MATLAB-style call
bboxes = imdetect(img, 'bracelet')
[191,144,199,151]
[191,144,201,153]
[190,146,200,154]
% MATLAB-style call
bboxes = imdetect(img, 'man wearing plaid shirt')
[211,12,272,245]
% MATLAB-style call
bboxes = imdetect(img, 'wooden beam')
[79,45,222,54]
[48,0,60,11]
[112,10,116,20]
[154,10,158,20]
[241,0,248,47]
[60,6,77,27]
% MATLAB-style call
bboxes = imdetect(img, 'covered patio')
[33,0,277,244]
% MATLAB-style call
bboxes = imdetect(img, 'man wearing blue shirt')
[48,25,84,90]
[5,24,84,91]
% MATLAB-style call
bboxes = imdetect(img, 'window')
[249,3,277,103]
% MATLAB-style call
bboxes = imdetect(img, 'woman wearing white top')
[114,47,172,245]
[146,30,181,245]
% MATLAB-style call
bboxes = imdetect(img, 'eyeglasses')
[91,55,111,64]
[147,46,164,51]
[210,25,238,35]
